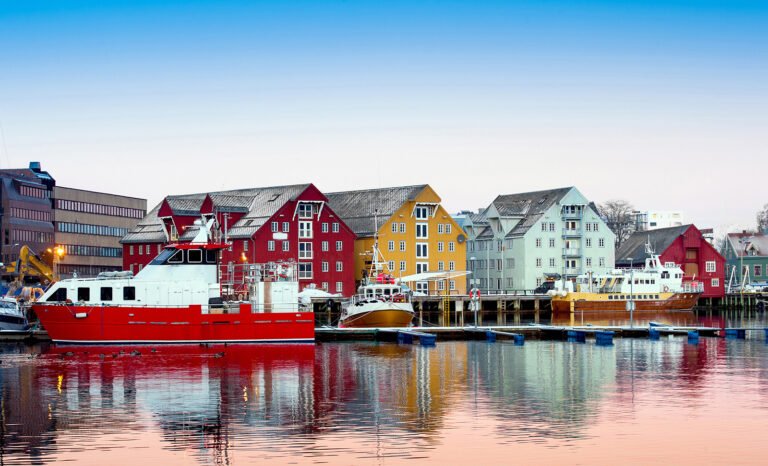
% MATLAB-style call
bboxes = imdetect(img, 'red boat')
[32,219,314,344]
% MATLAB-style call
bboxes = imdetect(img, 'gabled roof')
[615,225,691,265]
[490,187,574,238]
[726,232,768,258]
[122,184,313,243]
[326,185,427,237]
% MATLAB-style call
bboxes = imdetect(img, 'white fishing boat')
[0,296,29,331]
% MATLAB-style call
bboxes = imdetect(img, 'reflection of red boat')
[31,220,314,345]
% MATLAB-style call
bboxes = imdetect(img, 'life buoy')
[469,288,481,300]
[392,293,405,303]
[663,285,670,292]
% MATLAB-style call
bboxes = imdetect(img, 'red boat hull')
[32,303,315,344]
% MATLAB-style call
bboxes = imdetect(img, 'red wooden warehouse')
[616,224,726,302]
[120,184,356,296]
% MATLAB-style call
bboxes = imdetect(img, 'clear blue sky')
[1,0,766,231]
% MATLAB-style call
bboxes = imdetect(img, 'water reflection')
[1,320,768,465]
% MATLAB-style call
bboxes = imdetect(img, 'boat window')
[123,286,136,301]
[187,249,203,263]
[655,294,659,299]
[100,287,113,301]
[150,248,176,265]
[168,250,184,264]
[46,287,67,302]
[375,289,383,296]
[205,249,218,264]
[78,288,90,301]
[384,288,391,296]
[608,295,613,300]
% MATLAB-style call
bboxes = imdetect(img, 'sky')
[0,0,766,232]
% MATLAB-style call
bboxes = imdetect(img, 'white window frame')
[391,223,398,233]
[416,243,428,259]
[399,223,406,233]
[449,242,455,252]
[437,242,444,252]
[536,238,542,248]
[598,238,605,248]
[321,261,329,272]
[388,240,395,252]
[299,221,313,239]
[416,223,428,239]
[299,242,313,259]
[438,224,444,234]
[322,222,329,233]
[282,241,289,252]
[536,258,542,267]
[297,203,313,219]
[332,223,340,233]
[335,240,342,251]
[712,278,720,287]
[449,261,455,271]
[298,263,312,279]
[271,221,278,233]
[400,241,406,252]
[322,241,329,252]
[705,261,716,273]
[282,222,289,233]
[268,240,275,251]
[336,261,343,272]
[446,224,452,234]
[335,282,343,293]
[400,261,406,271]
[414,206,429,220]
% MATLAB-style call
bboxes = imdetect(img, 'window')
[665,262,676,268]
[282,241,289,252]
[388,240,395,251]
[586,257,592,267]
[415,206,429,219]
[399,223,406,233]
[335,240,343,251]
[416,223,428,239]
[299,242,313,259]
[123,286,136,301]
[541,223,547,232]
[438,224,444,234]
[536,238,542,248]
[586,238,592,248]
[322,241,329,252]
[138,246,143,256]
[438,261,445,271]
[282,222,289,233]
[271,222,278,233]
[449,261,455,271]
[599,257,606,267]
[129,245,134,255]
[400,261,406,271]
[77,287,90,301]
[336,282,343,293]
[100,287,113,301]
[438,281,445,291]
[187,249,202,263]
[336,261,343,272]
[438,242,444,252]
[416,243,428,258]
[416,262,428,273]
[400,241,406,252]
[322,223,329,233]
[449,242,455,252]
[446,224,452,234]
[598,238,605,248]
[299,221,312,238]
[712,278,720,287]
[391,223,398,233]
[549,258,556,267]
[332,223,340,233]
[536,258,542,267]
[268,240,275,251]
[548,222,555,232]
[705,261,716,273]
[298,203,313,219]
[243,241,249,252]
[593,223,599,232]
[298,263,312,279]
[754,265,762,277]
[450,280,455,290]
[388,261,395,271]
[549,238,555,248]
[586,223,592,232]
[322,261,329,272]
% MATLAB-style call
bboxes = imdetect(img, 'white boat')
[0,296,29,331]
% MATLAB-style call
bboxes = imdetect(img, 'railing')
[561,212,583,220]
[562,229,583,237]
[681,282,705,293]
[564,267,580,275]
[562,248,581,256]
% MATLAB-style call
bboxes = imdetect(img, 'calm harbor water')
[1,312,767,465]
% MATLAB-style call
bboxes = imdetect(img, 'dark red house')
[120,184,356,296]
[616,224,725,301]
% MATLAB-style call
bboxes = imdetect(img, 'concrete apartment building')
[53,187,146,278]
[462,187,615,293]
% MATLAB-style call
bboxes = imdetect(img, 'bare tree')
[597,200,636,248]
[757,203,768,233]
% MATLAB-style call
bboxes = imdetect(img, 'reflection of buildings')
[2,337,768,464]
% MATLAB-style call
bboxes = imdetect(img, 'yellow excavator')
[4,245,58,284]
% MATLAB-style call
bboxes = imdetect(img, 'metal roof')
[726,232,768,258]
[615,225,691,265]
[326,185,427,237]
[489,187,574,238]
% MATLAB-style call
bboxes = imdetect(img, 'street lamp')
[627,257,634,328]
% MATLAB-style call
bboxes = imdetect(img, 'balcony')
[562,229,582,238]
[564,267,581,276]
[562,248,581,257]
[561,211,583,220]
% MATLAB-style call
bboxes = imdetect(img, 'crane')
[3,245,60,284]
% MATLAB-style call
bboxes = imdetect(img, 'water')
[1,312,767,465]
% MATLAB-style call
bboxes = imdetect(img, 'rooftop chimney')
[29,161,41,172]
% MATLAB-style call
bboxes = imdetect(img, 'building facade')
[463,187,615,293]
[53,186,146,278]
[722,232,768,288]
[327,185,467,295]
[617,224,725,299]
[633,210,684,231]
[121,184,357,296]
[0,162,55,267]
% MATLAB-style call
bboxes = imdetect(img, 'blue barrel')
[486,330,497,342]
[725,329,747,340]
[567,330,586,343]
[595,331,614,346]
[419,334,437,346]
[687,331,699,344]
[514,334,525,346]
[397,332,413,344]
[649,329,661,340]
